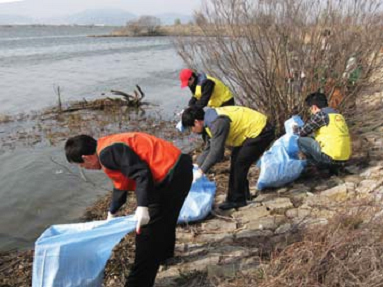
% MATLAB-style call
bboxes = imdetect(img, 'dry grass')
[258,202,383,287]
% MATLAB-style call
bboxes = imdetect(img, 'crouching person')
[65,132,193,287]
[295,92,351,174]
[182,106,275,210]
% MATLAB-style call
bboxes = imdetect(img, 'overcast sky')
[0,0,202,17]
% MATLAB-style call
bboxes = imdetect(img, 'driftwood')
[110,84,145,108]
[56,85,147,113]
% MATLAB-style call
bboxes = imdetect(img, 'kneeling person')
[65,132,193,287]
[182,106,275,210]
[295,92,351,172]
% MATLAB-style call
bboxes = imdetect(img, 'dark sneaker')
[218,201,246,210]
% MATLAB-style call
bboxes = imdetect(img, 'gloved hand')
[107,211,115,220]
[193,163,199,169]
[193,168,204,183]
[134,206,150,234]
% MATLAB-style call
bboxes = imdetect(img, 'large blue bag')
[32,172,216,287]
[256,116,306,190]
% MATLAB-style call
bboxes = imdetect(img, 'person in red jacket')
[65,132,193,287]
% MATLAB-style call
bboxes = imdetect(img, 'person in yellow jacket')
[179,69,235,109]
[182,106,275,210]
[295,92,351,174]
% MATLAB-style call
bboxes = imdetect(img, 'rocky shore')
[1,86,383,286]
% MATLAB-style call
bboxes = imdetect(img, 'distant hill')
[0,14,35,25]
[60,9,136,26]
[0,10,193,26]
[155,13,194,25]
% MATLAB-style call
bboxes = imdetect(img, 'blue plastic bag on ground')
[32,172,216,287]
[178,172,216,223]
[256,116,306,190]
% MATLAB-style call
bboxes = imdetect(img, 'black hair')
[182,107,205,127]
[65,134,97,163]
[305,92,328,109]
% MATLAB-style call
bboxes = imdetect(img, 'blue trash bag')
[178,169,216,223]
[32,216,137,287]
[32,171,216,287]
[256,116,306,190]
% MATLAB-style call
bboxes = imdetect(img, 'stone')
[296,208,312,218]
[320,184,348,201]
[253,193,277,203]
[181,255,220,272]
[357,179,383,194]
[201,219,237,233]
[233,206,270,222]
[263,197,293,213]
[247,215,285,231]
[343,175,363,184]
[196,233,234,244]
[345,182,357,192]
[210,246,251,264]
[274,223,292,234]
[176,232,195,242]
[277,188,288,194]
[311,208,335,219]
[235,229,273,239]
[285,208,298,218]
[240,256,261,270]
[360,166,383,178]
[207,263,239,279]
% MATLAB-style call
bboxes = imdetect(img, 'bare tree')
[175,0,383,132]
[137,15,162,35]
[126,16,161,36]
[126,19,143,36]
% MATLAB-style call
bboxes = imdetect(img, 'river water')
[0,25,191,251]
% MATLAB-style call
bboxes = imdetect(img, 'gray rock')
[247,215,285,231]
[233,206,270,222]
[201,219,237,233]
[207,263,239,279]
[320,184,348,201]
[181,255,221,272]
[274,223,293,234]
[263,197,293,213]
[196,233,234,244]
[235,229,273,239]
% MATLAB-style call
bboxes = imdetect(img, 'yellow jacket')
[315,109,351,160]
[205,106,267,147]
[194,74,233,107]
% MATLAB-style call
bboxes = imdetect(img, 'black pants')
[221,97,235,107]
[125,154,193,287]
[227,124,275,203]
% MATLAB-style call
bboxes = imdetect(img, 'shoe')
[218,201,246,210]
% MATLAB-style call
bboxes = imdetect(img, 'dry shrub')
[259,203,383,287]
[175,0,383,132]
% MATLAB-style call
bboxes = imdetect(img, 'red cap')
[179,69,193,88]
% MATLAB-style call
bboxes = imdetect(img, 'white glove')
[176,121,185,132]
[193,164,199,169]
[193,168,204,183]
[134,206,150,234]
[107,211,115,220]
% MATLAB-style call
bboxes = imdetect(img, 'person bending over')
[182,106,274,210]
[65,132,193,287]
[179,69,235,109]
